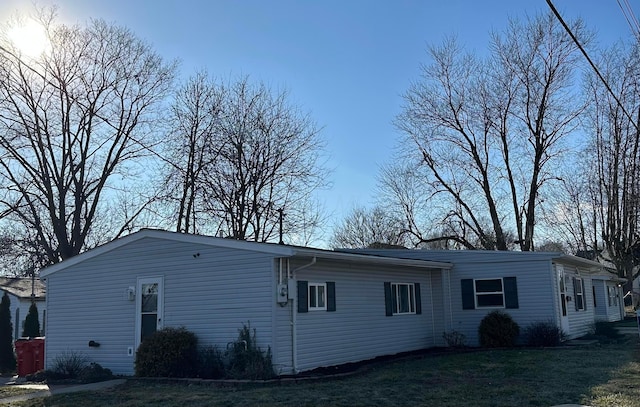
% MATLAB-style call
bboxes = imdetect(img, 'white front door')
[557,265,570,334]
[135,277,164,349]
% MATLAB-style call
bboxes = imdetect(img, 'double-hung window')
[573,277,585,311]
[392,283,416,315]
[461,277,519,310]
[474,279,505,308]
[297,281,336,313]
[384,282,422,316]
[308,283,326,311]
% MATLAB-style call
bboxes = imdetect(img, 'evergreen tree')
[0,291,16,372]
[22,302,40,338]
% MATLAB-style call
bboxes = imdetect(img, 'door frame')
[556,264,570,334]
[135,276,164,350]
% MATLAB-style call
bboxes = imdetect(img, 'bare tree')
[0,12,176,266]
[581,42,640,285]
[162,71,222,234]
[161,75,328,243]
[393,13,588,250]
[330,205,407,249]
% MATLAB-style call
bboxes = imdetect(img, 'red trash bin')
[14,338,45,376]
[31,338,45,372]
[15,339,34,377]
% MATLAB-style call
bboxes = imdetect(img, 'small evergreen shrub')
[78,362,114,383]
[197,345,225,379]
[0,292,15,373]
[135,327,198,378]
[592,320,621,339]
[442,330,466,348]
[524,321,565,347]
[22,302,41,338]
[225,323,274,380]
[51,350,89,378]
[478,310,520,348]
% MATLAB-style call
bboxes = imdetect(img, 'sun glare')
[7,19,50,58]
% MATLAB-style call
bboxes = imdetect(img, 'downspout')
[290,256,317,374]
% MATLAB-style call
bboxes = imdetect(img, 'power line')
[545,0,638,131]
[617,0,640,39]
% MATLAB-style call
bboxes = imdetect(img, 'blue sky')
[0,0,637,243]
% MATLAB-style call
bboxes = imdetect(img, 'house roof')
[40,229,452,278]
[0,277,46,300]
[340,248,611,272]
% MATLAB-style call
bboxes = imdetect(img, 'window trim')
[474,278,505,309]
[391,282,416,315]
[308,282,327,311]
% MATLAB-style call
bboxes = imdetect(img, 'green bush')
[0,292,15,373]
[478,310,520,348]
[135,327,198,378]
[442,330,466,348]
[592,320,621,339]
[79,362,114,383]
[524,321,565,347]
[22,302,41,338]
[225,323,274,380]
[197,345,225,379]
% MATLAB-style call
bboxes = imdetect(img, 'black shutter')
[582,279,587,310]
[592,285,597,308]
[384,282,393,316]
[297,280,308,313]
[414,283,422,315]
[504,277,519,309]
[327,282,336,312]
[461,279,475,310]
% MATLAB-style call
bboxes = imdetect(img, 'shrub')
[442,330,466,348]
[524,321,565,347]
[198,345,225,379]
[51,350,89,378]
[79,362,114,383]
[22,302,41,338]
[592,320,621,339]
[225,323,274,380]
[478,310,520,348]
[0,292,15,373]
[135,327,198,377]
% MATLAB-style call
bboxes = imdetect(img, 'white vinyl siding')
[45,237,276,376]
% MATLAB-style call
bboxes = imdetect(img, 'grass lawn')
[7,341,640,407]
[0,387,39,399]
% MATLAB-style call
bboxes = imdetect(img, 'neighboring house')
[345,249,625,343]
[0,277,47,341]
[40,229,452,376]
[592,272,625,322]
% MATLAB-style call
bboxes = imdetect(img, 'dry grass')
[7,340,640,407]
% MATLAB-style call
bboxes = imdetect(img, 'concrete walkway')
[0,379,126,404]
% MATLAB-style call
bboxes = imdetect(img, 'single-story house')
[0,277,47,340]
[40,229,452,376]
[39,230,625,376]
[345,249,626,342]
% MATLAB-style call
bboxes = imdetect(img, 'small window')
[475,278,504,308]
[574,277,585,311]
[392,283,416,315]
[608,286,618,306]
[308,283,326,311]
